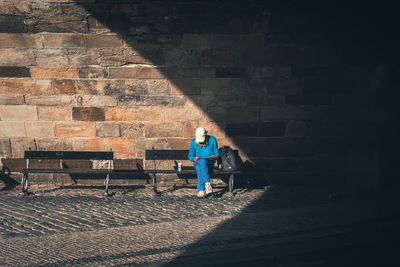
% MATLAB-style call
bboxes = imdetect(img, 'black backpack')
[218,146,239,172]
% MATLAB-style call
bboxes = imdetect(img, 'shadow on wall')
[75,0,399,190]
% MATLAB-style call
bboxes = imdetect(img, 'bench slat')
[24,151,113,160]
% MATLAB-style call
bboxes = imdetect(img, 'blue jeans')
[193,159,214,191]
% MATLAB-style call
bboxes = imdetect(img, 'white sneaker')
[205,182,213,195]
[197,191,205,198]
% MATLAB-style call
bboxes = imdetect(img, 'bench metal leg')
[21,173,28,194]
[152,172,157,193]
[229,174,234,193]
[105,173,110,196]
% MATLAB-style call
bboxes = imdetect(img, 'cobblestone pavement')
[1,185,400,266]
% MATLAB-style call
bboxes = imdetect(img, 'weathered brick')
[0,105,37,121]
[208,34,239,49]
[124,48,164,65]
[85,34,123,48]
[73,107,105,121]
[183,121,226,138]
[182,34,209,48]
[118,95,185,107]
[25,95,75,106]
[77,66,106,79]
[261,106,307,121]
[25,121,54,137]
[164,107,205,122]
[208,107,259,123]
[79,95,117,107]
[0,79,51,95]
[247,137,318,157]
[53,79,75,94]
[141,79,169,95]
[267,77,302,95]
[105,107,127,121]
[34,49,68,66]
[10,137,35,157]
[215,67,245,78]
[201,78,236,95]
[30,67,78,79]
[202,49,234,66]
[113,159,143,170]
[259,122,286,137]
[125,107,165,122]
[226,123,258,136]
[98,48,126,66]
[145,122,183,138]
[66,48,99,66]
[237,48,315,66]
[164,48,201,66]
[120,122,144,138]
[105,138,136,159]
[25,16,88,33]
[215,95,248,107]
[108,67,165,79]
[0,49,35,66]
[0,122,26,137]
[73,138,105,151]
[0,67,30,77]
[0,138,11,158]
[285,95,332,105]
[167,138,192,149]
[0,95,24,105]
[36,138,73,151]
[285,121,308,137]
[54,122,96,137]
[37,106,72,121]
[169,79,201,95]
[0,16,26,33]
[96,122,120,137]
[42,34,84,48]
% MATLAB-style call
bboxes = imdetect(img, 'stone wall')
[0,0,397,189]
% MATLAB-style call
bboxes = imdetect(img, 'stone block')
[125,107,165,122]
[208,107,259,123]
[108,66,165,79]
[0,16,25,33]
[259,122,286,137]
[208,34,239,49]
[96,122,120,137]
[98,48,126,66]
[37,107,72,121]
[144,139,168,150]
[77,66,106,79]
[10,137,35,157]
[25,95,75,106]
[261,106,307,121]
[183,121,225,138]
[215,95,248,107]
[0,67,30,77]
[167,138,192,149]
[124,48,164,65]
[66,48,99,66]
[201,78,235,95]
[0,49,34,66]
[30,67,78,79]
[182,34,209,48]
[169,79,201,95]
[0,138,11,158]
[73,107,105,121]
[25,121,54,137]
[285,121,308,137]
[42,34,84,48]
[25,17,88,33]
[0,79,51,95]
[114,159,143,171]
[267,77,302,95]
[120,122,144,138]
[0,95,24,105]
[34,49,68,66]
[105,107,127,121]
[215,67,245,78]
[0,122,26,137]
[117,95,185,107]
[35,138,73,151]
[145,122,183,138]
[73,138,105,152]
[285,95,332,105]
[105,138,136,159]
[226,123,258,137]
[164,48,201,67]
[164,107,205,122]
[54,122,96,137]
[141,79,169,95]
[79,95,117,107]
[239,34,265,49]
[247,137,318,157]
[53,79,75,95]
[85,34,123,48]
[202,49,234,66]
[0,105,37,121]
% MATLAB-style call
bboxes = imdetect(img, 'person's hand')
[194,156,199,162]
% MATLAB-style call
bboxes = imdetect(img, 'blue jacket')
[188,136,219,163]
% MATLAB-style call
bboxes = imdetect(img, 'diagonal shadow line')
[63,0,399,265]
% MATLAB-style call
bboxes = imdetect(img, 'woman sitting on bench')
[188,127,219,198]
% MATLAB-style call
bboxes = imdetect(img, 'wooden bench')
[145,149,240,194]
[21,149,114,196]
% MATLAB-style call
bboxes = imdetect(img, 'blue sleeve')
[188,139,196,162]
[211,136,219,156]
